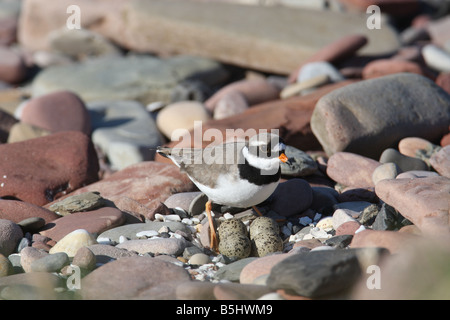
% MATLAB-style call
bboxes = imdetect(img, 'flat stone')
[97,221,192,243]
[80,256,191,299]
[175,281,216,300]
[288,34,368,82]
[48,191,107,216]
[350,229,418,254]
[87,244,138,264]
[40,207,126,242]
[48,27,122,60]
[266,249,372,298]
[429,145,450,178]
[55,161,195,219]
[0,131,99,206]
[375,176,450,236]
[0,272,65,299]
[0,200,59,225]
[213,282,273,300]
[280,146,318,177]
[31,54,228,105]
[326,152,380,188]
[362,59,428,79]
[311,73,450,159]
[116,238,186,256]
[88,100,164,170]
[205,78,279,112]
[19,0,400,75]
[352,238,450,299]
[240,253,291,284]
[214,257,257,282]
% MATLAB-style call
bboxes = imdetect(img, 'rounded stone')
[362,59,426,79]
[72,246,96,271]
[213,90,248,120]
[422,44,450,72]
[188,253,211,265]
[156,100,210,140]
[249,216,279,240]
[30,252,70,273]
[0,254,13,277]
[218,218,247,240]
[251,233,283,257]
[379,148,429,172]
[218,233,251,260]
[49,229,97,258]
[269,179,313,217]
[0,219,23,256]
[16,217,46,234]
[20,246,49,273]
[19,90,91,135]
[0,46,27,84]
[372,162,400,185]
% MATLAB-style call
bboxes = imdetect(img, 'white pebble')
[154,213,164,221]
[181,218,191,225]
[191,217,201,224]
[164,214,181,222]
[311,245,335,252]
[310,227,330,239]
[158,226,170,233]
[136,230,159,238]
[171,233,183,239]
[223,213,234,219]
[97,237,113,245]
[258,292,285,300]
[118,235,127,243]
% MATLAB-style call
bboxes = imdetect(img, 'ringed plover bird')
[157,132,288,251]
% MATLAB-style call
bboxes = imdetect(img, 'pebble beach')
[0,0,449,302]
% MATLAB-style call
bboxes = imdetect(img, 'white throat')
[242,146,280,173]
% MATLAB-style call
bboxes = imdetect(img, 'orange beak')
[279,153,288,163]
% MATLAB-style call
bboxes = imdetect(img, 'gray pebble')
[30,252,70,273]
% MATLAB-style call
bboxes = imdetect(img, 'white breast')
[193,174,279,208]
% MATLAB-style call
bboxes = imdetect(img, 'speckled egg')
[217,218,247,240]
[249,216,279,240]
[251,233,283,257]
[218,233,251,260]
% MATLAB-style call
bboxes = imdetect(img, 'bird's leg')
[252,206,263,216]
[205,200,218,251]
